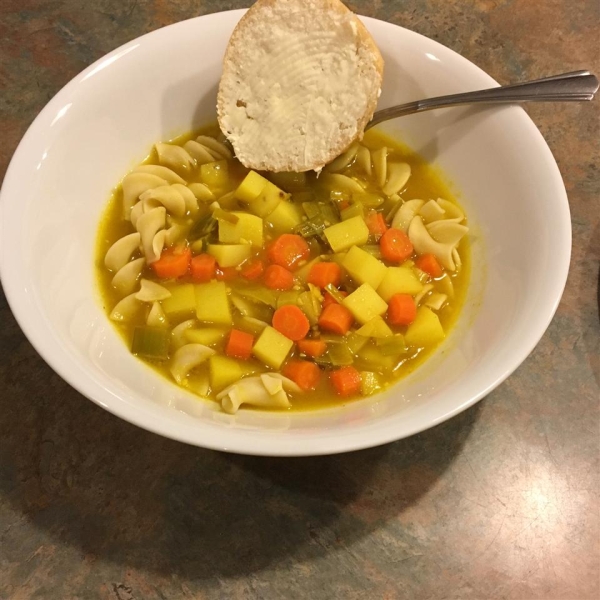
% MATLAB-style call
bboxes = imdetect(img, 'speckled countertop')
[0,1,598,599]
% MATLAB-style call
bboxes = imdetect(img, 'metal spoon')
[366,70,599,130]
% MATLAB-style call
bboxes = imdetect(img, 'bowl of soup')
[0,10,571,455]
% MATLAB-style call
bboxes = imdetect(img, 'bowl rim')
[0,10,571,455]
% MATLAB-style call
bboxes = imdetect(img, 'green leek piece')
[212,207,239,224]
[376,334,408,356]
[234,170,268,202]
[328,342,354,366]
[377,267,424,301]
[195,281,232,325]
[252,326,293,369]
[231,294,274,322]
[297,290,321,326]
[189,213,217,241]
[236,286,278,308]
[266,200,304,233]
[209,355,254,391]
[346,331,369,354]
[405,307,445,347]
[200,160,229,189]
[277,290,302,309]
[361,371,383,396]
[324,284,345,304]
[324,216,369,252]
[342,284,388,325]
[218,212,263,247]
[131,326,170,360]
[269,171,307,192]
[239,316,269,335]
[362,244,383,259]
[185,327,228,346]
[356,316,393,338]
[355,344,396,372]
[342,245,387,289]
[330,190,350,203]
[352,192,385,208]
[340,202,365,221]
[207,243,252,268]
[162,284,197,317]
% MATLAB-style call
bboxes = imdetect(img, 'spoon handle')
[367,70,599,129]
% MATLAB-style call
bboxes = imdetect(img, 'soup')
[96,125,469,413]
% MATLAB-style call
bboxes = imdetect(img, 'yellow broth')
[96,126,470,412]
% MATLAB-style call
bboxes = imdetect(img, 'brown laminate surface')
[0,1,598,599]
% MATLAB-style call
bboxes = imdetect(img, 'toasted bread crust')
[217,0,383,172]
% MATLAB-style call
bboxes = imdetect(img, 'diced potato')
[361,371,383,396]
[209,355,253,391]
[342,283,388,325]
[356,316,393,338]
[405,307,445,347]
[185,327,228,346]
[324,216,369,252]
[266,200,304,233]
[377,267,424,301]
[249,181,288,217]
[234,170,268,202]
[200,160,229,189]
[207,243,252,267]
[218,212,264,247]
[253,326,293,369]
[195,281,232,325]
[342,245,388,289]
[161,284,196,317]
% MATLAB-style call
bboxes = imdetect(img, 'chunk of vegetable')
[131,326,170,360]
[225,329,254,360]
[342,284,388,325]
[283,360,320,391]
[152,246,191,279]
[190,253,216,282]
[318,303,354,335]
[328,341,354,366]
[276,290,302,309]
[307,262,342,289]
[380,228,414,263]
[162,283,196,317]
[355,344,396,372]
[253,326,294,369]
[184,327,228,346]
[415,253,443,278]
[272,305,310,341]
[340,202,365,221]
[266,200,304,233]
[342,245,388,289]
[297,338,327,358]
[330,366,362,396]
[297,289,323,325]
[234,170,268,202]
[365,211,388,238]
[377,267,424,301]
[361,371,383,396]
[249,181,287,217]
[241,258,265,281]
[218,212,264,247]
[268,234,310,270]
[405,307,445,347]
[263,264,294,290]
[269,171,307,192]
[207,243,252,268]
[376,334,408,357]
[209,355,253,391]
[387,294,417,326]
[200,160,229,189]
[216,266,238,282]
[323,216,369,252]
[195,281,232,325]
[356,316,393,338]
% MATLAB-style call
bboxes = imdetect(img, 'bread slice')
[217,0,383,173]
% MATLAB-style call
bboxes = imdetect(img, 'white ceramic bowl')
[0,10,570,456]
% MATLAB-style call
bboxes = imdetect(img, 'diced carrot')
[318,303,354,335]
[307,262,342,288]
[387,293,417,326]
[272,305,310,341]
[151,246,191,279]
[322,290,348,308]
[225,329,254,360]
[330,366,362,396]
[415,253,443,278]
[190,253,216,282]
[216,266,238,281]
[297,338,327,358]
[241,258,265,281]
[283,360,321,391]
[338,200,351,211]
[366,211,388,238]
[380,228,413,263]
[263,264,294,290]
[268,234,310,270]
